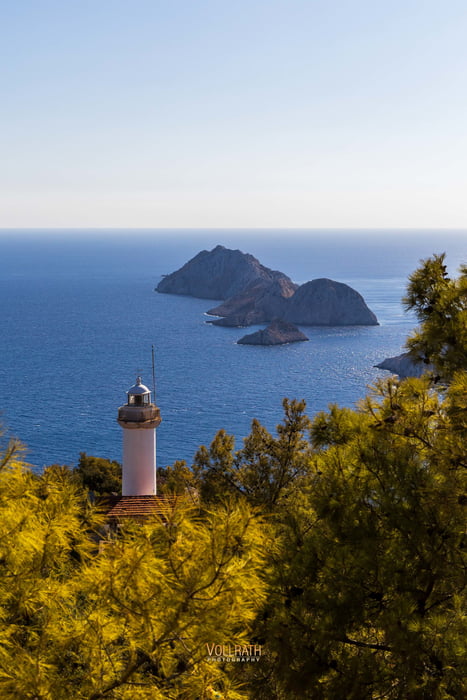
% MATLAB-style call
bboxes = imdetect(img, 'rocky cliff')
[156,244,296,300]
[209,277,378,327]
[283,278,378,326]
[207,276,296,326]
[237,320,309,345]
[375,352,432,378]
[157,245,379,328]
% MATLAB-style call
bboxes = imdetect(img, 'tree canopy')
[0,442,266,699]
[74,452,122,495]
[403,253,467,383]
[189,374,466,699]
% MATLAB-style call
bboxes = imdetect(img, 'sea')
[0,229,465,472]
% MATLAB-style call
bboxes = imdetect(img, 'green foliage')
[245,377,466,699]
[193,399,312,510]
[0,444,266,699]
[74,451,122,495]
[0,440,102,698]
[403,253,467,382]
[157,461,199,503]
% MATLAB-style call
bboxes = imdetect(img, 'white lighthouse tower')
[117,376,162,496]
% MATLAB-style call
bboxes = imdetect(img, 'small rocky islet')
[237,319,309,346]
[156,245,378,345]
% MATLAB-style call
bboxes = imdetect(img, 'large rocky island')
[157,244,297,301]
[156,245,378,328]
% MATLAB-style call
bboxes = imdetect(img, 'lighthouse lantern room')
[117,376,161,496]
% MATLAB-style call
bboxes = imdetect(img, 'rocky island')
[156,245,379,329]
[157,244,297,301]
[237,319,309,346]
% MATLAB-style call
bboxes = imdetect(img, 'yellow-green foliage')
[0,442,266,700]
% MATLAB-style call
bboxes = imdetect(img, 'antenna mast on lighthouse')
[152,345,156,403]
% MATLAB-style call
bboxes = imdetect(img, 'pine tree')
[0,440,266,699]
[74,452,122,495]
[243,380,466,699]
[193,399,312,511]
[403,253,467,382]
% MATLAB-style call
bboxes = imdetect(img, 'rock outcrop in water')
[237,319,309,346]
[156,245,379,328]
[283,278,378,326]
[207,276,296,326]
[375,352,432,378]
[208,276,378,327]
[156,244,297,301]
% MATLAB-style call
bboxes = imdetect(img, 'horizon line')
[1,226,467,232]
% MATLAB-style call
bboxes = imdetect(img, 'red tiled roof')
[100,495,178,521]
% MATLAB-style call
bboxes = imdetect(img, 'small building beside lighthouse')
[117,376,161,496]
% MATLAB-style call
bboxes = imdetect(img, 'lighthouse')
[117,376,162,496]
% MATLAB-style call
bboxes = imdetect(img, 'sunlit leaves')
[0,447,266,700]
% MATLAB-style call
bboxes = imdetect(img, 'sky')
[1,0,467,229]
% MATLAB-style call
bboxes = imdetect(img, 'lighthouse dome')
[128,376,151,396]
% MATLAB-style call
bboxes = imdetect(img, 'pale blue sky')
[2,0,467,228]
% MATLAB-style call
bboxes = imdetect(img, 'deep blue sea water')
[0,229,465,471]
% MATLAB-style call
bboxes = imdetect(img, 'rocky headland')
[237,319,309,346]
[375,352,433,378]
[156,244,297,301]
[156,246,379,328]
